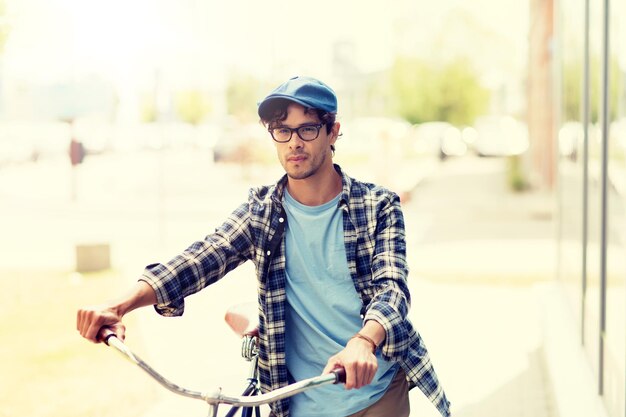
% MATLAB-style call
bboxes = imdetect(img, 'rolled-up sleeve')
[140,203,255,317]
[363,193,411,360]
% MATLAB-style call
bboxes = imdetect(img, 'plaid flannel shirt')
[141,165,451,417]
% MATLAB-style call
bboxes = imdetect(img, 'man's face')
[272,103,339,181]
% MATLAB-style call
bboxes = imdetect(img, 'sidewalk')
[400,155,607,417]
[536,282,610,417]
[397,156,557,417]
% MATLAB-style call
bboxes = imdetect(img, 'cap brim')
[257,95,317,120]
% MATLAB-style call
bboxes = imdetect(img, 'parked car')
[473,116,529,157]
[212,120,270,163]
[413,121,466,160]
[342,117,411,154]
[558,121,583,161]
[0,121,69,166]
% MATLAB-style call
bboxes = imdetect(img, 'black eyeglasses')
[268,124,323,143]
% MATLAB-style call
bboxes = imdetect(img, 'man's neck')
[286,166,342,206]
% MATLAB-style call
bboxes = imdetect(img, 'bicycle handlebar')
[99,328,346,407]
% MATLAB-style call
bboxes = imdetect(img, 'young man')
[77,76,451,417]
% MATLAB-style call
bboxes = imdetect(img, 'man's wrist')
[361,319,386,347]
[111,280,158,317]
[350,333,377,353]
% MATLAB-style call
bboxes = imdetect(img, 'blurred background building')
[552,1,625,417]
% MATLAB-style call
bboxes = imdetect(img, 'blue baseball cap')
[257,76,338,120]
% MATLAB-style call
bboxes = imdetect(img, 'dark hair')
[260,99,336,134]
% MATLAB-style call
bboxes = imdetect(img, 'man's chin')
[286,170,313,180]
[284,163,316,180]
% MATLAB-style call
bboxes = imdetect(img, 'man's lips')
[287,155,307,162]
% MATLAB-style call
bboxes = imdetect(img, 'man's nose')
[289,133,304,149]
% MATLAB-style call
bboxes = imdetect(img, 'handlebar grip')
[332,368,346,384]
[98,327,118,345]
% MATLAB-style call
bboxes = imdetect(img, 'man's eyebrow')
[275,122,320,128]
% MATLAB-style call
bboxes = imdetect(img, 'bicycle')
[98,303,346,417]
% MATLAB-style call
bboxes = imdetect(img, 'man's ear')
[330,122,341,145]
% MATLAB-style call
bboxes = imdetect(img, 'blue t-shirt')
[283,190,397,417]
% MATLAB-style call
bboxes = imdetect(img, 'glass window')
[603,0,626,415]
[557,0,585,334]
[582,0,604,377]
[557,2,624,415]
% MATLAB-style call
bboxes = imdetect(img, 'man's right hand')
[77,306,125,343]
[76,280,158,343]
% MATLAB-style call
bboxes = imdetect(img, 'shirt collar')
[336,164,352,211]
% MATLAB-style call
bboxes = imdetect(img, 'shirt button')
[279,217,284,223]
[266,250,271,256]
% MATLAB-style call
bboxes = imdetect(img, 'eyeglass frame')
[268,123,325,143]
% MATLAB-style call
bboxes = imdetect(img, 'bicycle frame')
[225,334,261,417]
[101,331,345,417]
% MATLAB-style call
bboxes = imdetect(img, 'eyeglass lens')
[271,124,321,142]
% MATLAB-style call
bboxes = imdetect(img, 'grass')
[0,269,158,417]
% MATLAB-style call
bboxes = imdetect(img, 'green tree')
[390,57,490,126]
[226,74,262,122]
[562,55,621,123]
[139,91,157,123]
[174,90,211,125]
[0,0,8,54]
